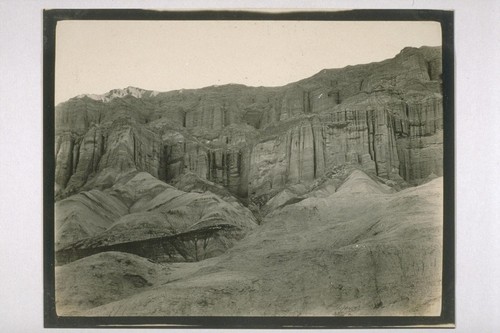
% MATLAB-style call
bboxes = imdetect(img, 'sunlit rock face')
[55,46,442,201]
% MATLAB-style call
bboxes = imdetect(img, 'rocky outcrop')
[248,117,327,199]
[55,189,129,249]
[155,123,256,200]
[55,172,257,263]
[55,46,443,201]
[55,117,164,199]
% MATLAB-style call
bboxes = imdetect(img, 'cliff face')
[55,46,443,202]
[247,46,443,200]
[55,117,163,198]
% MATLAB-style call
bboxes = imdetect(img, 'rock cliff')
[55,46,442,205]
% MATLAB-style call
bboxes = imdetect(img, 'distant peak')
[76,86,159,103]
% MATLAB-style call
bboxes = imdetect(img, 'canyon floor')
[55,170,442,317]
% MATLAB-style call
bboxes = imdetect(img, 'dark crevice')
[160,145,170,181]
[73,143,80,174]
[65,139,74,187]
[90,130,97,173]
[426,60,433,80]
[132,133,136,164]
[100,134,105,160]
[366,110,379,176]
[311,123,317,178]
[306,91,312,114]
[206,151,211,180]
[276,196,306,210]
[55,224,241,265]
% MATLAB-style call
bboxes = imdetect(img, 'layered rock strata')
[55,172,257,264]
[55,46,443,203]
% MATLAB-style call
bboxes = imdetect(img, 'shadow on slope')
[55,171,257,264]
[61,170,443,317]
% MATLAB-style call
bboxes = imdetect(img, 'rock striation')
[60,171,443,316]
[55,46,443,205]
[55,172,257,263]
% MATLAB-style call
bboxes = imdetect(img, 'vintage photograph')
[46,10,453,327]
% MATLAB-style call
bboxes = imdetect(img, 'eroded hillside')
[56,171,442,316]
[54,46,444,317]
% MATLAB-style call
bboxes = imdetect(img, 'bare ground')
[56,172,443,316]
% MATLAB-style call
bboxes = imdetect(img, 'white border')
[1,1,499,332]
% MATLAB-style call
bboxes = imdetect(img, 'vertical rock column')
[63,126,107,195]
[311,117,326,179]
[321,108,400,179]
[55,134,74,191]
[162,139,209,182]
[203,147,249,198]
[394,97,443,182]
[286,118,326,184]
[366,109,400,179]
[287,121,315,183]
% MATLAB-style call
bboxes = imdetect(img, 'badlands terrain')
[54,46,444,316]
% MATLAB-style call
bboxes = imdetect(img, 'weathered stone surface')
[248,117,327,199]
[68,171,443,317]
[55,189,129,250]
[55,251,166,315]
[54,133,75,193]
[55,117,164,199]
[171,172,239,203]
[55,46,443,200]
[56,172,257,263]
[155,124,255,199]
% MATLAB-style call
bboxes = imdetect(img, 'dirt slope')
[57,171,442,316]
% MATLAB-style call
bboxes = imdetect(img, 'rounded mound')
[55,251,163,315]
[336,170,394,195]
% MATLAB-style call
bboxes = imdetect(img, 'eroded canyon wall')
[54,46,443,202]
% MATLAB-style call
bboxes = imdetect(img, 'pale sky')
[55,20,441,104]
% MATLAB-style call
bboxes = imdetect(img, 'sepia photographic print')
[44,9,454,328]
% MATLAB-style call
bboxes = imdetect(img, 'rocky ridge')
[55,172,257,264]
[55,46,443,205]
